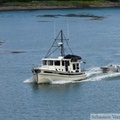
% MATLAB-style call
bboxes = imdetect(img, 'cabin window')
[43,60,47,65]
[73,64,76,70]
[48,60,53,66]
[65,61,70,66]
[62,61,64,66]
[73,63,79,70]
[55,61,60,66]
[77,63,79,69]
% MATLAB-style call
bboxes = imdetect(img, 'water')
[0,8,120,120]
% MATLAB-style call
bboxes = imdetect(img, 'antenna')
[60,30,65,56]
[54,21,56,39]
[67,21,69,39]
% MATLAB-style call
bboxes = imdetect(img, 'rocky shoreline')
[0,2,120,11]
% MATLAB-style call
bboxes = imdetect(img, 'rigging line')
[45,30,63,58]
[55,30,62,40]
[62,32,74,55]
[46,46,61,58]
[54,21,56,39]
[45,36,59,58]
[64,34,74,54]
[67,42,74,55]
[67,21,69,39]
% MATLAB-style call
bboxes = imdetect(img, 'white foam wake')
[23,77,35,83]
[82,72,120,83]
[86,67,102,77]
[51,80,77,85]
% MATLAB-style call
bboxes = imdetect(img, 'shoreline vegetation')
[0,1,120,11]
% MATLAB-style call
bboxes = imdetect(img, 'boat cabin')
[41,54,82,73]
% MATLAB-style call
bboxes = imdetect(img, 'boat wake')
[84,72,120,82]
[51,80,77,85]
[23,67,120,85]
[23,77,35,83]
[52,67,120,84]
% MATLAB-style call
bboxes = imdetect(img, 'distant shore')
[0,2,120,11]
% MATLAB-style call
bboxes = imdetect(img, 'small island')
[0,0,120,11]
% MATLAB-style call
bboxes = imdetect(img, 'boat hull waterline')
[33,73,86,84]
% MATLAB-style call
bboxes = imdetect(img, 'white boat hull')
[33,72,87,84]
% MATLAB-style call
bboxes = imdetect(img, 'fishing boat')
[32,30,87,84]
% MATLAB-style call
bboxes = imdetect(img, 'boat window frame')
[43,60,47,65]
[73,64,76,70]
[73,63,80,70]
[77,63,79,69]
[54,60,60,66]
[48,60,53,66]
[62,60,65,66]
[65,60,70,66]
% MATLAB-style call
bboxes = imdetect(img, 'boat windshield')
[55,61,60,66]
[43,60,47,65]
[48,60,53,65]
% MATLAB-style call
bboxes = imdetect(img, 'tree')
[107,0,120,1]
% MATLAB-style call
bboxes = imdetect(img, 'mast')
[60,30,65,56]
[45,30,73,58]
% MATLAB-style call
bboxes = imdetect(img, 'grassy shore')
[0,1,120,11]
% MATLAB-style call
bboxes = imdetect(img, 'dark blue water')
[0,8,120,120]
